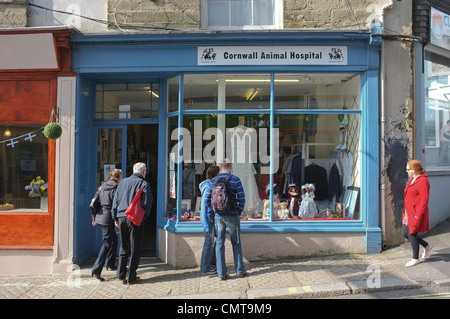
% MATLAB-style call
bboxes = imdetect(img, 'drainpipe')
[374,0,394,250]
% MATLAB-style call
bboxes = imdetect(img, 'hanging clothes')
[304,163,328,201]
[327,163,341,201]
[342,152,354,187]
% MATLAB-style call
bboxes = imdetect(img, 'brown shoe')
[127,276,141,285]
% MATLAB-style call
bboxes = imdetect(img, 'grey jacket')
[111,173,152,222]
[92,180,118,226]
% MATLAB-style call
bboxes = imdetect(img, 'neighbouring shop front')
[72,30,381,267]
[0,27,73,276]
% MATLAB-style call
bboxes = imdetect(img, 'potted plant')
[25,176,48,210]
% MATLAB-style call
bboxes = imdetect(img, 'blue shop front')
[71,31,381,267]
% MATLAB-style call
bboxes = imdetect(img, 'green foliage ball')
[44,123,62,139]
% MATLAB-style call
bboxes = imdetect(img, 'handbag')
[125,181,146,226]
[89,186,102,213]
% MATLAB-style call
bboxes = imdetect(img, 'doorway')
[95,124,158,257]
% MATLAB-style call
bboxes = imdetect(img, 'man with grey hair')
[112,162,152,285]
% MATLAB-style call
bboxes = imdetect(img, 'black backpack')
[211,175,236,214]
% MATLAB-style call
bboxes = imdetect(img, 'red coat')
[402,174,430,234]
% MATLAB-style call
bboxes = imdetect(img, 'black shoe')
[106,265,117,271]
[237,273,247,278]
[92,272,105,282]
[220,275,229,281]
[201,268,217,275]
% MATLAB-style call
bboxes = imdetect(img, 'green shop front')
[71,31,381,267]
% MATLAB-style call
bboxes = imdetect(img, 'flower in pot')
[25,176,48,199]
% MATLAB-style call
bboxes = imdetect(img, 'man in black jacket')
[112,162,152,285]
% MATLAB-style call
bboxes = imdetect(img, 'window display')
[166,73,361,222]
[0,125,49,211]
[423,51,450,168]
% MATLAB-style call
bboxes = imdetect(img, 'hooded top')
[200,179,213,232]
[92,179,118,226]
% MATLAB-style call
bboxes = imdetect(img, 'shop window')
[0,125,49,211]
[165,73,362,222]
[201,0,282,30]
[95,83,159,119]
[274,74,361,109]
[183,74,271,110]
[423,51,450,169]
[168,77,180,113]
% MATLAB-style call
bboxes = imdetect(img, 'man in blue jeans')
[204,159,246,280]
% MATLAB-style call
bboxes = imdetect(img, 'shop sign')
[198,46,347,65]
[430,7,450,51]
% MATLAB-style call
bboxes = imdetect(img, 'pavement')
[1,218,450,301]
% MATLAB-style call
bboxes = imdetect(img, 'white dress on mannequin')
[229,118,262,213]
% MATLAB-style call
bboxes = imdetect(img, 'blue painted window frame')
[160,68,378,237]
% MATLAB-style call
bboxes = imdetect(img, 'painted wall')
[158,229,365,268]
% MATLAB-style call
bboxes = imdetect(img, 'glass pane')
[166,116,180,219]
[96,128,123,186]
[208,0,229,26]
[276,113,361,220]
[168,77,180,112]
[207,0,275,27]
[174,112,361,221]
[231,0,251,26]
[0,125,48,211]
[424,52,450,169]
[274,74,361,109]
[254,0,274,25]
[95,83,158,119]
[183,74,270,110]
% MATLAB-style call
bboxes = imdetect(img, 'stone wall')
[0,0,27,28]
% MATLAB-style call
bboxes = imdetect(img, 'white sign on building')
[198,46,347,66]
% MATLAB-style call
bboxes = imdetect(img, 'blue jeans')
[200,219,216,273]
[215,214,245,277]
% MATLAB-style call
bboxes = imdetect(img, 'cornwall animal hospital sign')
[198,46,347,65]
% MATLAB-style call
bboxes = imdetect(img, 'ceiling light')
[4,128,11,137]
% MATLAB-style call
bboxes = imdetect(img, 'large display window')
[166,73,361,222]
[424,51,450,168]
[0,125,49,212]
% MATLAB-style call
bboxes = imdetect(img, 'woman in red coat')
[402,160,433,267]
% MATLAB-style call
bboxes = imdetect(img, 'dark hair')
[206,165,219,180]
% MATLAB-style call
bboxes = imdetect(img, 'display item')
[298,183,318,219]
[337,114,349,151]
[287,184,300,217]
[277,202,290,219]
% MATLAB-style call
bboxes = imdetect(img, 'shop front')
[0,27,74,276]
[72,30,381,267]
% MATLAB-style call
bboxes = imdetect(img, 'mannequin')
[229,116,262,214]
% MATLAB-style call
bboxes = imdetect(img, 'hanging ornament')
[43,106,62,140]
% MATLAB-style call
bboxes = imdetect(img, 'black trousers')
[92,224,117,275]
[117,217,143,283]
[402,224,429,259]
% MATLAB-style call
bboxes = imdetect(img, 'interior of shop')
[96,124,158,256]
